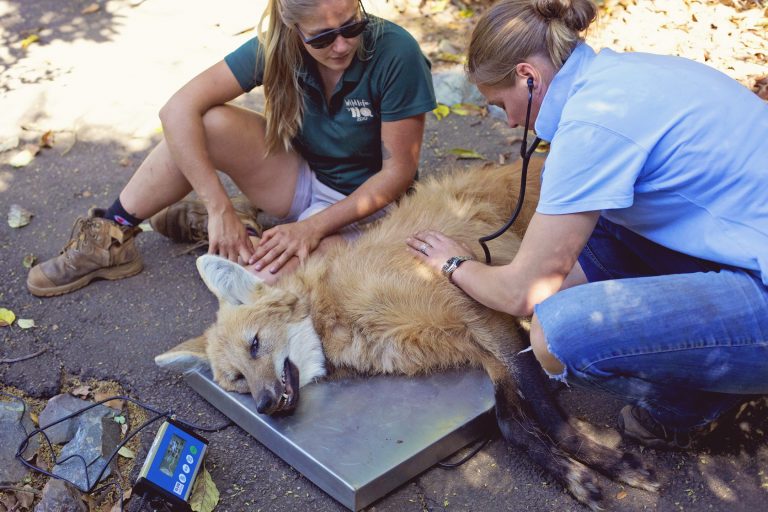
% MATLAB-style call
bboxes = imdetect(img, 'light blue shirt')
[535,43,768,284]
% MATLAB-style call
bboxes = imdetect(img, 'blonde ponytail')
[467,0,597,87]
[259,0,307,155]
[259,0,375,155]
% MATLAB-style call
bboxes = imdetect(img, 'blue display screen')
[146,422,206,500]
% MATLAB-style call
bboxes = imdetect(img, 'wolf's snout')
[255,391,275,414]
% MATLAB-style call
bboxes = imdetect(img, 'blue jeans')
[535,217,768,430]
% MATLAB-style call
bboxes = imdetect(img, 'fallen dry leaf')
[95,390,125,411]
[448,148,485,160]
[20,34,38,50]
[71,384,92,399]
[0,494,18,511]
[0,308,16,327]
[40,130,55,148]
[189,466,220,512]
[17,318,35,329]
[8,204,34,228]
[22,254,37,268]
[435,52,464,64]
[432,104,450,121]
[82,3,100,14]
[9,144,40,167]
[616,490,628,500]
[15,486,35,508]
[109,489,132,512]
[118,446,136,459]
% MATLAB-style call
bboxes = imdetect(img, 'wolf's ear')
[155,335,210,371]
[196,255,264,305]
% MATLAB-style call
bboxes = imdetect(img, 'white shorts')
[279,161,389,240]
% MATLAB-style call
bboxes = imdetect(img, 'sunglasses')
[296,2,369,49]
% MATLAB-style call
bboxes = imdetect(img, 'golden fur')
[156,157,656,508]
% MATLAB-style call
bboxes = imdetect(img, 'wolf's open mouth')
[275,357,300,412]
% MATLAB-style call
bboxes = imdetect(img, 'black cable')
[4,392,232,511]
[479,78,542,264]
[436,435,490,469]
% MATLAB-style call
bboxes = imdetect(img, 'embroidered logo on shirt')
[345,98,374,121]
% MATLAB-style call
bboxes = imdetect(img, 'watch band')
[441,255,474,282]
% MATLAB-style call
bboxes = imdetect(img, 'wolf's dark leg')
[510,349,659,491]
[494,379,603,510]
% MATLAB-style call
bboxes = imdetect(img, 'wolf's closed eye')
[250,334,259,359]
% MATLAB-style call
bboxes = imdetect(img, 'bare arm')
[252,114,426,271]
[408,211,599,317]
[159,60,244,213]
[159,61,255,261]
[307,114,425,234]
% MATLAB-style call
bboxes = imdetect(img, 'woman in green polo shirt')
[27,0,436,296]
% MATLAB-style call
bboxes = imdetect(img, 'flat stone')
[34,479,87,512]
[0,399,40,485]
[432,66,485,107]
[38,393,116,445]
[52,415,121,491]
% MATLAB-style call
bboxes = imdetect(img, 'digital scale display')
[159,434,185,477]
[134,420,208,511]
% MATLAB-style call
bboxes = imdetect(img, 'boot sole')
[27,257,144,297]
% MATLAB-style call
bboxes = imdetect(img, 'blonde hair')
[258,0,375,154]
[467,0,597,88]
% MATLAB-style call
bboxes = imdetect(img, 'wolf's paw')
[564,460,604,511]
[612,452,660,492]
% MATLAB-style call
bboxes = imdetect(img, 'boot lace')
[60,217,106,266]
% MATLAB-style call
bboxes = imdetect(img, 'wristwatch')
[441,255,474,283]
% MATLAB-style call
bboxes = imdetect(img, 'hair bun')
[533,0,597,32]
[533,0,566,20]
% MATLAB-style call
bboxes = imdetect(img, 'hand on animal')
[207,208,255,264]
[406,230,476,275]
[249,220,321,273]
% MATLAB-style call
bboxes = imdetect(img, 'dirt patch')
[1,378,148,512]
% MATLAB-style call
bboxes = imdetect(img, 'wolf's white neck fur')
[279,317,327,386]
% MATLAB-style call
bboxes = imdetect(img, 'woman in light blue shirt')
[408,0,768,450]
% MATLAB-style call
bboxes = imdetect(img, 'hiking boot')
[617,405,708,450]
[149,196,262,244]
[27,209,143,297]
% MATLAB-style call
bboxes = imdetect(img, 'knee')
[530,313,566,376]
[201,105,231,134]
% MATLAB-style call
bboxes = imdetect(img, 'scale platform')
[182,367,495,511]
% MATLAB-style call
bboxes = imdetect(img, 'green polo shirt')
[224,17,436,195]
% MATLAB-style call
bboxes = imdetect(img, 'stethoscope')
[478,76,542,264]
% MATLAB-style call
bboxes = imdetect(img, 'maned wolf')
[157,159,657,508]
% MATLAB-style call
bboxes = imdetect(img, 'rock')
[431,66,485,107]
[0,399,39,485]
[52,415,121,491]
[38,393,116,445]
[34,479,87,512]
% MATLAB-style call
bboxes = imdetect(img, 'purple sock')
[104,198,143,227]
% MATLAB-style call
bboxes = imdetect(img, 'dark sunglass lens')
[309,34,336,49]
[340,20,367,38]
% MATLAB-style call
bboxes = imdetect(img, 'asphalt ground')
[2,1,768,511]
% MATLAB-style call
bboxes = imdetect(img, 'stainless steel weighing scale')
[180,365,495,511]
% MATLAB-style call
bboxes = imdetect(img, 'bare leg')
[530,314,566,375]
[119,104,302,220]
